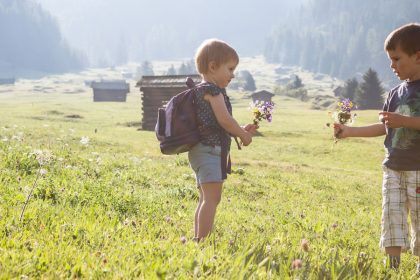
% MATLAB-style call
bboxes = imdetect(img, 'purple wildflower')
[251,101,275,126]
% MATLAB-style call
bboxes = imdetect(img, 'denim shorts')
[188,142,223,185]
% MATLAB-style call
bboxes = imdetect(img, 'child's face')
[387,45,420,82]
[210,59,238,88]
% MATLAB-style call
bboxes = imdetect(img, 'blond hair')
[384,23,420,55]
[195,39,239,74]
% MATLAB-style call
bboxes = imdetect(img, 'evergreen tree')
[264,0,420,82]
[0,0,84,75]
[240,70,257,91]
[342,78,359,100]
[186,59,198,74]
[138,61,154,76]
[166,64,176,75]
[287,75,304,89]
[177,63,188,75]
[355,68,384,109]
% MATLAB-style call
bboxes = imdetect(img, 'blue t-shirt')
[382,80,420,170]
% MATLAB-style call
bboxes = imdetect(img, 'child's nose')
[390,62,395,69]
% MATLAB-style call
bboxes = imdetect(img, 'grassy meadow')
[0,58,417,279]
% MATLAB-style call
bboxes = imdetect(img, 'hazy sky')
[34,0,303,65]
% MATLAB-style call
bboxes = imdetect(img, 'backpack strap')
[219,132,242,180]
[220,131,229,179]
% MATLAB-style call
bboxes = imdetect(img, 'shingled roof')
[136,75,201,89]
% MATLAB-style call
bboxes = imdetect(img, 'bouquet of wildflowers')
[327,98,356,141]
[251,101,275,126]
[334,99,356,124]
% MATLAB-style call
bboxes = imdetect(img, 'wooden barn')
[251,90,274,103]
[91,80,129,102]
[137,74,202,131]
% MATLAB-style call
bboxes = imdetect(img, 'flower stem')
[19,168,42,222]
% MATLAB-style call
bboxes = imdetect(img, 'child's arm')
[205,94,253,146]
[379,111,420,130]
[334,122,386,138]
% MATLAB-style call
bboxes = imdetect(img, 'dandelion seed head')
[80,136,90,145]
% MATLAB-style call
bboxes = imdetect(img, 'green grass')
[0,71,417,279]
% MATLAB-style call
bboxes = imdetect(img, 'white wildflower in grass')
[80,136,90,145]
[38,169,47,176]
[130,157,140,164]
[1,137,8,142]
[30,149,54,165]
[12,132,24,142]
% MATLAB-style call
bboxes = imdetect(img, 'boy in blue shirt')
[334,23,420,271]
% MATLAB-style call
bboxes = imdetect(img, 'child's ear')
[208,61,217,73]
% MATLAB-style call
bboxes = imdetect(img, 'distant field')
[0,59,413,278]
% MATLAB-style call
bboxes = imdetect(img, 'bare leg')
[194,186,203,238]
[385,246,401,269]
[197,182,223,239]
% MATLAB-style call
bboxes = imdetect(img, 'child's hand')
[240,131,253,146]
[333,123,348,139]
[242,124,259,136]
[379,111,406,128]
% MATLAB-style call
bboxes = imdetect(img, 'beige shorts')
[380,166,420,256]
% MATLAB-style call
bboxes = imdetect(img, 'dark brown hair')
[384,23,420,55]
[195,39,239,74]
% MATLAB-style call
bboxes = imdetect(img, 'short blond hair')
[384,23,420,55]
[195,39,239,74]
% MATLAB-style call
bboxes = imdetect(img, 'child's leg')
[194,186,204,238]
[406,171,420,266]
[380,167,410,269]
[385,247,401,269]
[196,182,223,239]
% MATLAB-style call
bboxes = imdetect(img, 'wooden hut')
[91,80,129,102]
[137,75,202,131]
[251,90,274,103]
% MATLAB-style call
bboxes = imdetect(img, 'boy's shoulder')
[390,81,406,92]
